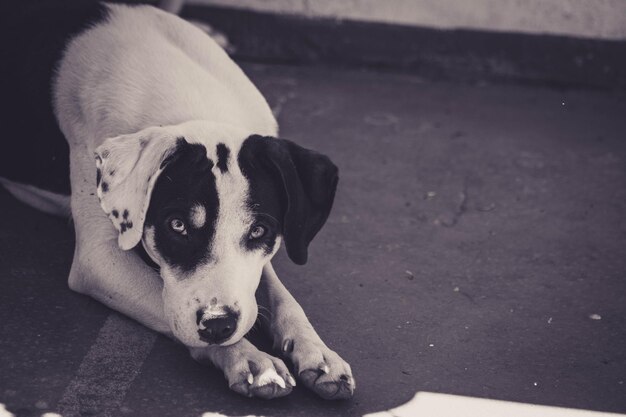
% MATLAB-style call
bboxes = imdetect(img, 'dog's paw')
[191,343,295,399]
[228,353,295,399]
[282,337,355,400]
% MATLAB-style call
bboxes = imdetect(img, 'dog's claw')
[299,368,354,399]
[231,372,292,399]
[320,364,330,374]
[317,378,354,400]
[282,339,294,353]
[287,374,297,387]
[255,368,286,389]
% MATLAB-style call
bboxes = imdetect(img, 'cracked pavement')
[1,64,626,416]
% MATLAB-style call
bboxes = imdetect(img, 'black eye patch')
[244,215,279,255]
[238,137,285,255]
[145,141,218,273]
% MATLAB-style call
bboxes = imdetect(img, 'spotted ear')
[95,127,186,250]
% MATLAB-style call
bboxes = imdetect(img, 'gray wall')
[188,0,626,40]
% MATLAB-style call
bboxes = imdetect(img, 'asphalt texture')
[1,64,625,417]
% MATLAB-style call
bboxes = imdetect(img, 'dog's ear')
[242,135,339,265]
[94,127,186,250]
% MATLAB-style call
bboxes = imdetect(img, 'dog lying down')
[0,2,354,399]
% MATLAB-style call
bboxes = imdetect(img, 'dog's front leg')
[71,239,294,399]
[70,233,294,399]
[257,263,355,399]
[68,147,293,399]
[68,144,172,335]
[68,232,172,335]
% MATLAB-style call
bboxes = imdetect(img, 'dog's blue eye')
[170,218,187,235]
[249,225,266,240]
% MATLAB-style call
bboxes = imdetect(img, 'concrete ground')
[1,64,625,417]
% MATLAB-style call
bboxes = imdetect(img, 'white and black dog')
[0,2,353,399]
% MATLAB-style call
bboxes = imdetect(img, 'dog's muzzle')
[196,308,239,345]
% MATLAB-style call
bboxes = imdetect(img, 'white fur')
[54,4,278,346]
[189,204,207,229]
[138,121,279,346]
[54,3,277,147]
[28,5,355,397]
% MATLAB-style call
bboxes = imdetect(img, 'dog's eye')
[248,224,266,240]
[170,218,187,235]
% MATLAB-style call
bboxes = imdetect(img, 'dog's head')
[94,121,338,347]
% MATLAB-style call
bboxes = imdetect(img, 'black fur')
[145,141,219,273]
[238,141,283,257]
[216,143,230,173]
[0,2,110,194]
[238,135,339,265]
[160,137,187,169]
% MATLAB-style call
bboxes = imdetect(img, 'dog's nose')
[197,310,237,344]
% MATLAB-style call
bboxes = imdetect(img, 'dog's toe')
[299,368,355,400]
[229,372,294,399]
[250,381,290,399]
[226,353,294,399]
[286,338,355,400]
[249,367,293,399]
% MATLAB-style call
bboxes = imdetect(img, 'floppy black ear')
[241,135,339,265]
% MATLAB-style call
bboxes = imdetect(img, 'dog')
[0,2,354,400]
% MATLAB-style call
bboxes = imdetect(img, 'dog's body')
[0,2,353,399]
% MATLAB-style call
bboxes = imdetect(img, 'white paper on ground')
[364,392,626,417]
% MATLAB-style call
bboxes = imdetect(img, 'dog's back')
[1,2,277,200]
[55,4,276,147]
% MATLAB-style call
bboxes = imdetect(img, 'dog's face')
[94,122,338,347]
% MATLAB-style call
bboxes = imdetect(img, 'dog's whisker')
[256,311,270,323]
[258,305,272,314]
